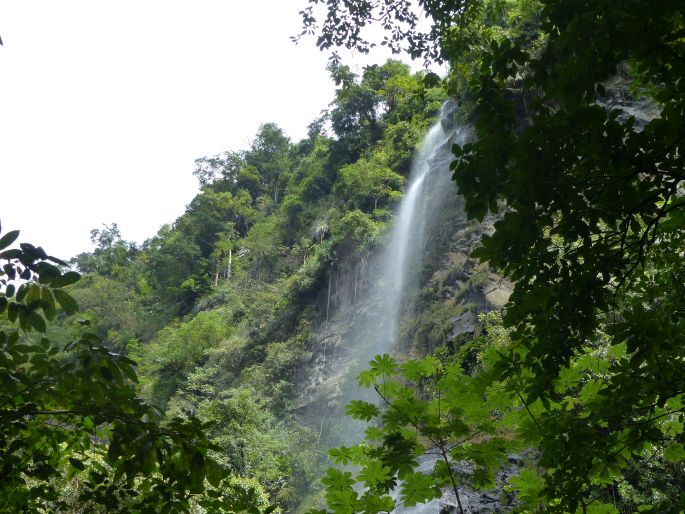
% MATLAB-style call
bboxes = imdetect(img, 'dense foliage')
[4,1,683,511]
[301,0,685,512]
[0,224,269,513]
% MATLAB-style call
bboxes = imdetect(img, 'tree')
[193,150,246,191]
[334,157,404,212]
[246,123,293,205]
[71,223,137,278]
[0,222,267,512]
[301,0,685,511]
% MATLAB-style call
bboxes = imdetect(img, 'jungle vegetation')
[1,0,684,512]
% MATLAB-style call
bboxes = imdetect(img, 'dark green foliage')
[319,316,526,514]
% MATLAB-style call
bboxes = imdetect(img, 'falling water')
[310,101,468,446]
[373,120,454,353]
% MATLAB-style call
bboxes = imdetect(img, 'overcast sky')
[0,1,414,260]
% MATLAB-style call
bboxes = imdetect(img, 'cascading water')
[308,101,468,446]
[378,102,467,349]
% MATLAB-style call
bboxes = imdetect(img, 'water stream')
[323,102,468,446]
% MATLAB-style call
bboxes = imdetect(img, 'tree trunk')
[227,247,232,279]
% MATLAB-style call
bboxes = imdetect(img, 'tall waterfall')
[371,119,458,355]
[299,102,468,447]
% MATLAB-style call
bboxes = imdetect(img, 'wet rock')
[431,452,530,514]
[449,310,479,338]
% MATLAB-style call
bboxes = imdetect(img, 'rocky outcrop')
[437,454,530,514]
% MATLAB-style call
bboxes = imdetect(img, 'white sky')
[0,1,416,260]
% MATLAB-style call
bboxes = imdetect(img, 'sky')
[0,1,416,260]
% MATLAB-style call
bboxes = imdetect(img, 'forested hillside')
[1,60,451,512]
[1,0,684,513]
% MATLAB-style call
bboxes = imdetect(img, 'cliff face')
[293,208,512,428]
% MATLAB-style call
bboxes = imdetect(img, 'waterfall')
[372,120,454,354]
[311,101,468,445]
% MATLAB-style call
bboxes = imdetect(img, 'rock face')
[388,453,528,514]
[437,455,528,514]
[292,188,513,451]
[292,179,512,430]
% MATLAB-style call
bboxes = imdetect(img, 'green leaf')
[321,468,355,491]
[345,400,380,421]
[15,283,28,302]
[507,469,544,504]
[0,249,22,260]
[53,289,79,315]
[205,458,224,487]
[663,443,685,463]
[29,312,46,333]
[369,354,397,376]
[0,230,20,251]
[68,458,86,471]
[357,460,391,487]
[327,490,357,514]
[329,446,354,465]
[399,472,440,506]
[52,271,81,288]
[357,369,376,388]
[586,503,619,514]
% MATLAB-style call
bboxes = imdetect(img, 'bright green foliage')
[246,123,293,205]
[326,60,443,168]
[335,157,404,212]
[65,273,150,351]
[506,469,544,506]
[319,316,527,514]
[0,223,267,513]
[131,310,232,407]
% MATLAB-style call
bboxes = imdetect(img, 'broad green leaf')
[329,446,354,465]
[369,354,397,376]
[53,289,79,315]
[399,472,440,506]
[507,469,544,504]
[205,458,224,487]
[585,503,619,514]
[357,369,376,388]
[322,468,355,491]
[357,460,391,487]
[663,443,685,463]
[346,400,380,421]
[52,270,81,288]
[0,230,20,251]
